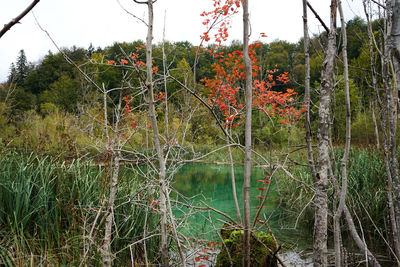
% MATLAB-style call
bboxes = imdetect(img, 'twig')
[306,1,330,33]
[252,169,275,228]
[0,0,40,39]
[170,199,238,225]
[116,0,148,26]
[371,0,386,9]
[33,15,103,93]
[115,233,160,254]
[279,165,315,191]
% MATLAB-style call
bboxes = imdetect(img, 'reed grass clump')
[0,149,160,265]
[277,148,387,248]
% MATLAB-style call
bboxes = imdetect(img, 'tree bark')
[103,152,121,267]
[242,0,252,266]
[302,0,317,184]
[370,101,380,150]
[383,1,400,262]
[343,205,382,267]
[227,127,242,225]
[314,1,337,266]
[333,2,350,265]
[390,1,400,259]
[363,1,400,263]
[144,1,169,266]
[102,87,124,267]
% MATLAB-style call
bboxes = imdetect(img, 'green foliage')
[332,76,361,141]
[0,150,161,265]
[189,105,219,145]
[12,87,36,111]
[40,75,80,112]
[264,41,297,72]
[2,21,379,137]
[278,148,387,249]
[351,111,378,145]
[0,109,89,159]
[254,119,304,148]
[343,16,367,59]
[39,102,58,115]
[14,50,29,86]
[23,48,85,96]
[345,149,387,237]
[276,163,314,228]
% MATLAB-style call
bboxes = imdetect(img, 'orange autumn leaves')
[107,56,157,73]
[192,241,218,266]
[200,0,243,44]
[202,45,304,129]
[199,0,303,127]
[106,45,158,74]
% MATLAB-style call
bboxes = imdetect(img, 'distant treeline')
[0,16,386,149]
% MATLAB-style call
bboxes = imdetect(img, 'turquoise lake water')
[171,163,312,249]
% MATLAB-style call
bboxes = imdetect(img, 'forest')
[0,0,400,266]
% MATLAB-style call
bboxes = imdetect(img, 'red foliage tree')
[201,44,303,129]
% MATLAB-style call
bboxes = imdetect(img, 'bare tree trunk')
[383,2,400,262]
[370,101,380,150]
[392,0,400,99]
[363,0,400,262]
[144,1,168,266]
[363,0,383,154]
[390,1,400,256]
[385,0,400,237]
[343,205,382,267]
[314,1,337,266]
[302,0,318,185]
[102,86,124,267]
[333,2,350,265]
[103,152,121,267]
[326,155,382,266]
[226,127,242,225]
[242,0,252,265]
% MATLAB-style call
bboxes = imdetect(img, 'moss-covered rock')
[216,224,278,267]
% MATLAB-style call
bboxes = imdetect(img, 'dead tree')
[363,0,400,263]
[242,0,253,265]
[301,1,384,265]
[390,2,400,263]
[313,1,337,265]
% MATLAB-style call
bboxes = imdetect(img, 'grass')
[276,147,388,251]
[0,148,161,266]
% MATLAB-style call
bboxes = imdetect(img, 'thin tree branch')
[0,0,40,39]
[116,0,148,26]
[306,1,330,33]
[371,0,386,9]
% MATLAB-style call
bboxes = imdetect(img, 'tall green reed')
[277,148,387,248]
[0,149,160,266]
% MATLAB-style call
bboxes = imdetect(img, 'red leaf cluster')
[106,48,146,68]
[200,0,244,45]
[122,94,133,115]
[154,91,166,102]
[202,46,303,128]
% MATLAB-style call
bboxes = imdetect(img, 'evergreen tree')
[87,43,95,57]
[7,63,17,84]
[15,49,29,85]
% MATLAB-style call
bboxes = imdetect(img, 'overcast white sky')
[0,0,365,82]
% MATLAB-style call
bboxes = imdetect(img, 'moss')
[216,224,278,267]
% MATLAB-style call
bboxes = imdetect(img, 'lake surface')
[172,163,312,250]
